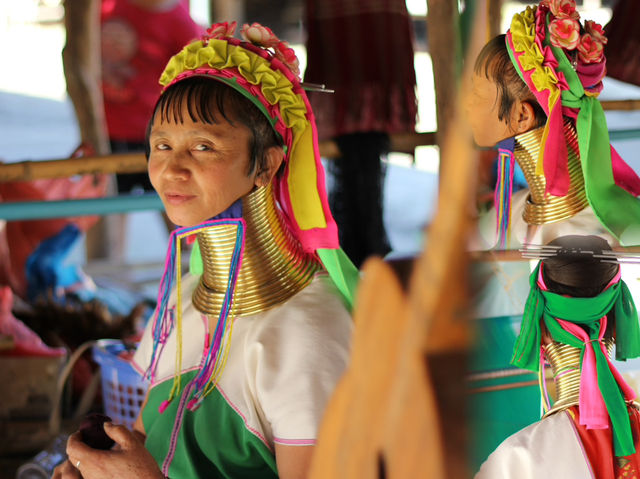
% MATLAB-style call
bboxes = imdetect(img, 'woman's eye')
[194,144,213,152]
[155,143,170,151]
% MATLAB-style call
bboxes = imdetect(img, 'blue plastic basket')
[92,339,149,429]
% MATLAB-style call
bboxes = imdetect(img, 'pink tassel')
[158,399,171,414]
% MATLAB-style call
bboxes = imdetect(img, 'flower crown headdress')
[496,0,640,247]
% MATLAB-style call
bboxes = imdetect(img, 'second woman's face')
[147,103,257,227]
[465,72,517,147]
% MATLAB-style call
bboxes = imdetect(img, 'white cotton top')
[133,271,352,446]
[475,411,594,479]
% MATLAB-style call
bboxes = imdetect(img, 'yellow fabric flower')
[159,40,309,134]
[510,6,537,52]
[531,65,559,93]
[519,43,545,71]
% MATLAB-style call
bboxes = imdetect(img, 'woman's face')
[148,102,258,227]
[465,72,517,147]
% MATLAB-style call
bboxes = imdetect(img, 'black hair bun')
[542,235,618,297]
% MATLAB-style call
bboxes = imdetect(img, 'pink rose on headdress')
[584,20,608,45]
[548,0,580,20]
[274,41,300,78]
[577,33,604,64]
[241,23,280,48]
[204,21,236,41]
[549,18,580,50]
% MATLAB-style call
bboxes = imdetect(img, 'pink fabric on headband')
[537,263,549,291]
[576,60,606,93]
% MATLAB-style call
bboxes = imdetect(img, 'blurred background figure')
[101,0,203,256]
[304,0,418,267]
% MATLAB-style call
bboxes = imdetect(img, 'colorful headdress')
[498,1,640,246]
[156,21,358,305]
[144,23,359,410]
[512,259,640,456]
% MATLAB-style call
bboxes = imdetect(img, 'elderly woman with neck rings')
[53,23,357,479]
[466,0,640,250]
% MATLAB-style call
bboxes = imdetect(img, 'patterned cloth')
[304,0,417,139]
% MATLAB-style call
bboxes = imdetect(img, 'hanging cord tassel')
[187,220,246,411]
[495,142,516,249]
[144,220,246,413]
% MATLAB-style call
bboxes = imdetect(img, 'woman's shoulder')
[269,272,350,320]
[245,272,352,346]
[475,411,593,479]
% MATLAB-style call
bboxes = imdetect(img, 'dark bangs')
[154,76,242,126]
[146,76,282,174]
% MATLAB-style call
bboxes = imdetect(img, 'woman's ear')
[511,100,537,135]
[254,146,285,187]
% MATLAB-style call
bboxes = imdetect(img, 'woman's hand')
[52,422,163,479]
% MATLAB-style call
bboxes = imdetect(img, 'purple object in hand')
[79,413,115,450]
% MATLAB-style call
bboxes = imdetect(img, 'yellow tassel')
[536,89,561,176]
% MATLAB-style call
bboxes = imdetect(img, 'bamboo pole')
[0,153,146,183]
[0,132,437,183]
[600,99,640,111]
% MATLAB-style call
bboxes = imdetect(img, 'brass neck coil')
[543,338,614,418]
[192,183,321,317]
[514,120,589,225]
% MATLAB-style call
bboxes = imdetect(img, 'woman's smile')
[164,192,197,205]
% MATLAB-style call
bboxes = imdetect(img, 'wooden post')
[488,0,503,39]
[209,0,245,23]
[61,0,109,155]
[62,0,111,259]
[426,0,462,180]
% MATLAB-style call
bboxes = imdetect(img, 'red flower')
[577,33,604,64]
[548,0,580,20]
[274,41,300,78]
[203,21,237,41]
[584,20,608,45]
[241,23,280,48]
[549,18,580,50]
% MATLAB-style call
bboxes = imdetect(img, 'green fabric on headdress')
[317,248,359,311]
[552,43,640,245]
[511,262,640,456]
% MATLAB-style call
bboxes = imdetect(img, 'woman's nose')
[163,151,191,180]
